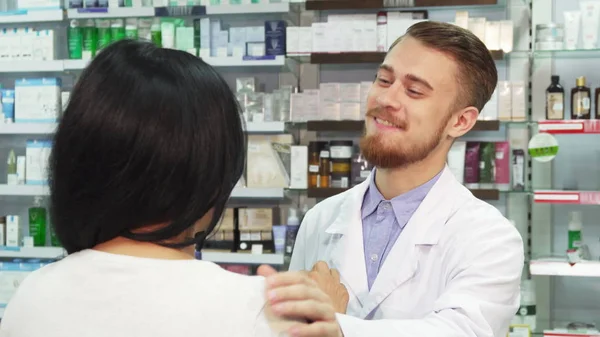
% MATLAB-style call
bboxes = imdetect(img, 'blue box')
[264,20,286,56]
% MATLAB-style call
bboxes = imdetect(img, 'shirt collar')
[361,168,443,221]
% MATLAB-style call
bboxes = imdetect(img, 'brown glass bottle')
[318,149,330,188]
[571,76,591,120]
[307,141,327,188]
[546,75,564,120]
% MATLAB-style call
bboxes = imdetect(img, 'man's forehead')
[384,38,458,87]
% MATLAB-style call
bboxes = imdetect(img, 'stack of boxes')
[199,18,286,59]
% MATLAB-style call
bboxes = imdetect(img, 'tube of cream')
[271,225,287,255]
[512,149,525,191]
[564,11,581,50]
[464,142,481,188]
[580,1,600,49]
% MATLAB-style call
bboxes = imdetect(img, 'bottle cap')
[568,211,582,231]
[551,75,559,83]
[576,76,586,87]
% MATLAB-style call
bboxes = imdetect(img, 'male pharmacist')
[261,21,524,337]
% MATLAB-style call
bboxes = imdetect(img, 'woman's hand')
[258,265,344,337]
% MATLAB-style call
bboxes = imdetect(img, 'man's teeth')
[375,117,394,127]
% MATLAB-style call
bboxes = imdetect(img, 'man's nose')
[375,83,403,111]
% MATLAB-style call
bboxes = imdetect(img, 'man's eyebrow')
[377,65,434,91]
[405,73,434,91]
[378,64,394,73]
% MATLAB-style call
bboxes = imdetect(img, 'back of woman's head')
[50,39,245,254]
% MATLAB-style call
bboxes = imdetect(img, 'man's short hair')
[390,21,498,112]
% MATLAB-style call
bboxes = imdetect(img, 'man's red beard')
[359,107,450,169]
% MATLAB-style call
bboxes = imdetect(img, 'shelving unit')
[202,252,284,265]
[202,55,286,67]
[539,120,600,134]
[0,246,64,259]
[530,1,600,332]
[66,3,289,19]
[0,124,57,135]
[66,7,159,19]
[0,9,64,23]
[229,187,285,200]
[304,0,499,10]
[0,185,48,196]
[307,187,506,201]
[244,122,286,133]
[305,120,503,132]
[530,259,600,278]
[533,191,600,205]
[309,50,506,64]
[205,3,290,14]
[0,60,64,73]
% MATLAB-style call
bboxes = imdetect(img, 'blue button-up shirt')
[361,170,442,290]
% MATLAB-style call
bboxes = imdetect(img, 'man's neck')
[374,155,446,200]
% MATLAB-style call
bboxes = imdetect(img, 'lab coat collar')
[325,166,456,245]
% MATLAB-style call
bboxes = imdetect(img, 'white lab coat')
[289,166,524,337]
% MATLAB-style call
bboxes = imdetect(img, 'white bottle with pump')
[284,208,300,257]
[567,211,583,263]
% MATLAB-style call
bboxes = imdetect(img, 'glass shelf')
[533,48,600,59]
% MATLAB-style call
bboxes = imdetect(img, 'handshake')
[257,261,350,337]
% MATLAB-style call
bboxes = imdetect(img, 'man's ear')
[447,106,479,139]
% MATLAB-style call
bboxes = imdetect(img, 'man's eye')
[377,78,391,84]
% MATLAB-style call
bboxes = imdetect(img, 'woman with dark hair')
[0,40,342,337]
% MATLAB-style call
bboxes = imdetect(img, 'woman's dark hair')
[49,39,246,254]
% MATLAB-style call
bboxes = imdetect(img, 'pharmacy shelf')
[0,186,284,198]
[202,252,284,265]
[0,123,57,134]
[310,50,505,64]
[308,187,503,200]
[230,187,285,199]
[539,120,600,134]
[62,56,285,70]
[0,185,48,196]
[0,9,63,23]
[305,0,498,10]
[0,60,64,73]
[0,122,282,135]
[534,190,600,205]
[205,3,289,14]
[66,7,156,19]
[0,246,65,259]
[530,258,600,278]
[245,122,286,133]
[203,55,285,67]
[305,120,501,132]
[63,59,90,70]
[543,331,600,337]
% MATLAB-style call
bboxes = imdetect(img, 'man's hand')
[308,261,349,314]
[258,265,343,337]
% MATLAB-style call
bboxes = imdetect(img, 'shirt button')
[382,203,391,210]
[370,253,378,262]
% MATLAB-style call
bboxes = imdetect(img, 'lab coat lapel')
[362,167,457,315]
[325,179,370,307]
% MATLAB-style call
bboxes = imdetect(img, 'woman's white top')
[0,249,291,337]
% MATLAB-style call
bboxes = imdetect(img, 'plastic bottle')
[6,149,17,185]
[29,196,47,247]
[376,11,388,52]
[568,211,583,250]
[284,208,300,257]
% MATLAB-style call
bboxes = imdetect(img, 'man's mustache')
[365,107,407,129]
